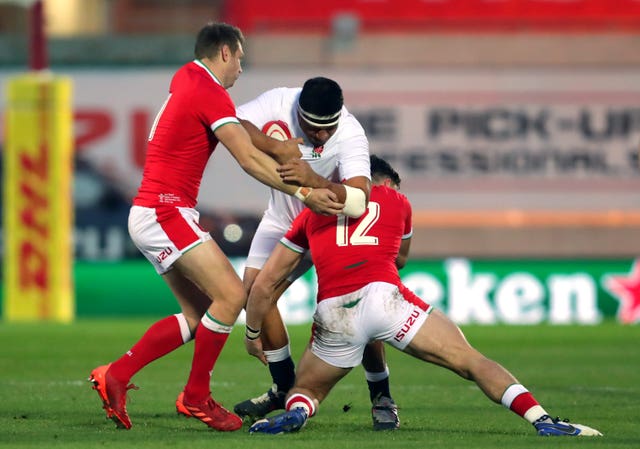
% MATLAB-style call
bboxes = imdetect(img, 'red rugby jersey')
[282,185,413,301]
[134,60,239,208]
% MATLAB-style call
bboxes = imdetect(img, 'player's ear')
[220,44,230,62]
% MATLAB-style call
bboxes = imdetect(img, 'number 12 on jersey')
[336,201,380,247]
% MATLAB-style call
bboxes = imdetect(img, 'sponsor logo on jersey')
[393,308,421,343]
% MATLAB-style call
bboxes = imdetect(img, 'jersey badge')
[312,146,324,158]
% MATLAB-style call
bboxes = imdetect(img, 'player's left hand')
[277,159,318,185]
[245,337,268,365]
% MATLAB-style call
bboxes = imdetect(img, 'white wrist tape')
[245,325,261,340]
[294,186,313,202]
[342,185,366,218]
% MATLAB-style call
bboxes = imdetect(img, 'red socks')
[109,314,191,383]
[183,313,233,403]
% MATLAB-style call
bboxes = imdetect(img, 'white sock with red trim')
[501,383,548,424]
[286,393,316,417]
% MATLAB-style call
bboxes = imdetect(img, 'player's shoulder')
[260,86,302,102]
[336,107,366,137]
[172,61,227,96]
[372,185,410,203]
[340,106,364,127]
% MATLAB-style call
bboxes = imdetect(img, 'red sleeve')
[282,208,311,252]
[196,86,237,129]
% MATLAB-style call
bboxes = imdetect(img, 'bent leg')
[106,269,207,384]
[174,241,245,407]
[288,345,352,411]
[401,311,602,436]
[174,240,245,324]
[362,341,399,430]
[403,309,518,403]
[248,346,350,435]
[362,341,386,372]
[164,269,211,332]
[362,341,393,400]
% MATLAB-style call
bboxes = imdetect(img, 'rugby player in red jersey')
[88,22,342,432]
[245,156,602,437]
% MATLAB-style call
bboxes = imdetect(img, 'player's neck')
[198,58,223,86]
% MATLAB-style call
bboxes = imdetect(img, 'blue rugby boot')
[534,415,602,436]
[249,408,308,434]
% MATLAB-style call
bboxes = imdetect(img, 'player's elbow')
[236,152,262,176]
[342,185,367,218]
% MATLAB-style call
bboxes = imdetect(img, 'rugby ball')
[261,120,292,141]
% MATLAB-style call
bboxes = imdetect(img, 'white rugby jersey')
[237,87,370,227]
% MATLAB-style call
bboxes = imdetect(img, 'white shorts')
[245,215,313,282]
[128,205,212,274]
[311,281,432,368]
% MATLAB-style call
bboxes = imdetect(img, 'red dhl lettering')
[17,141,50,291]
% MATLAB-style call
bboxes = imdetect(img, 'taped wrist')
[245,325,261,340]
[294,186,313,202]
[342,185,366,218]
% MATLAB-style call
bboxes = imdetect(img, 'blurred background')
[1,0,639,324]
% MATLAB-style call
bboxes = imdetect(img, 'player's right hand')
[274,138,303,164]
[245,336,267,365]
[304,188,344,215]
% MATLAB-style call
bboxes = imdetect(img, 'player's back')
[134,61,236,208]
[303,185,412,300]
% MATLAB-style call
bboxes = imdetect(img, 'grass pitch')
[0,319,638,449]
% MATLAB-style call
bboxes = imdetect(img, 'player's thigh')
[173,239,244,306]
[295,346,351,403]
[403,308,476,373]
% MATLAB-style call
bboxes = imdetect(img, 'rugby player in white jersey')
[232,77,401,430]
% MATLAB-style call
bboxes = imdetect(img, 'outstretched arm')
[215,123,344,215]
[244,243,303,364]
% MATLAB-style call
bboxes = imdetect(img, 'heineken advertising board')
[251,258,640,326]
[55,258,640,325]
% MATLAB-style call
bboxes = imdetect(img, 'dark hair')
[194,22,244,59]
[298,77,343,119]
[370,154,401,188]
